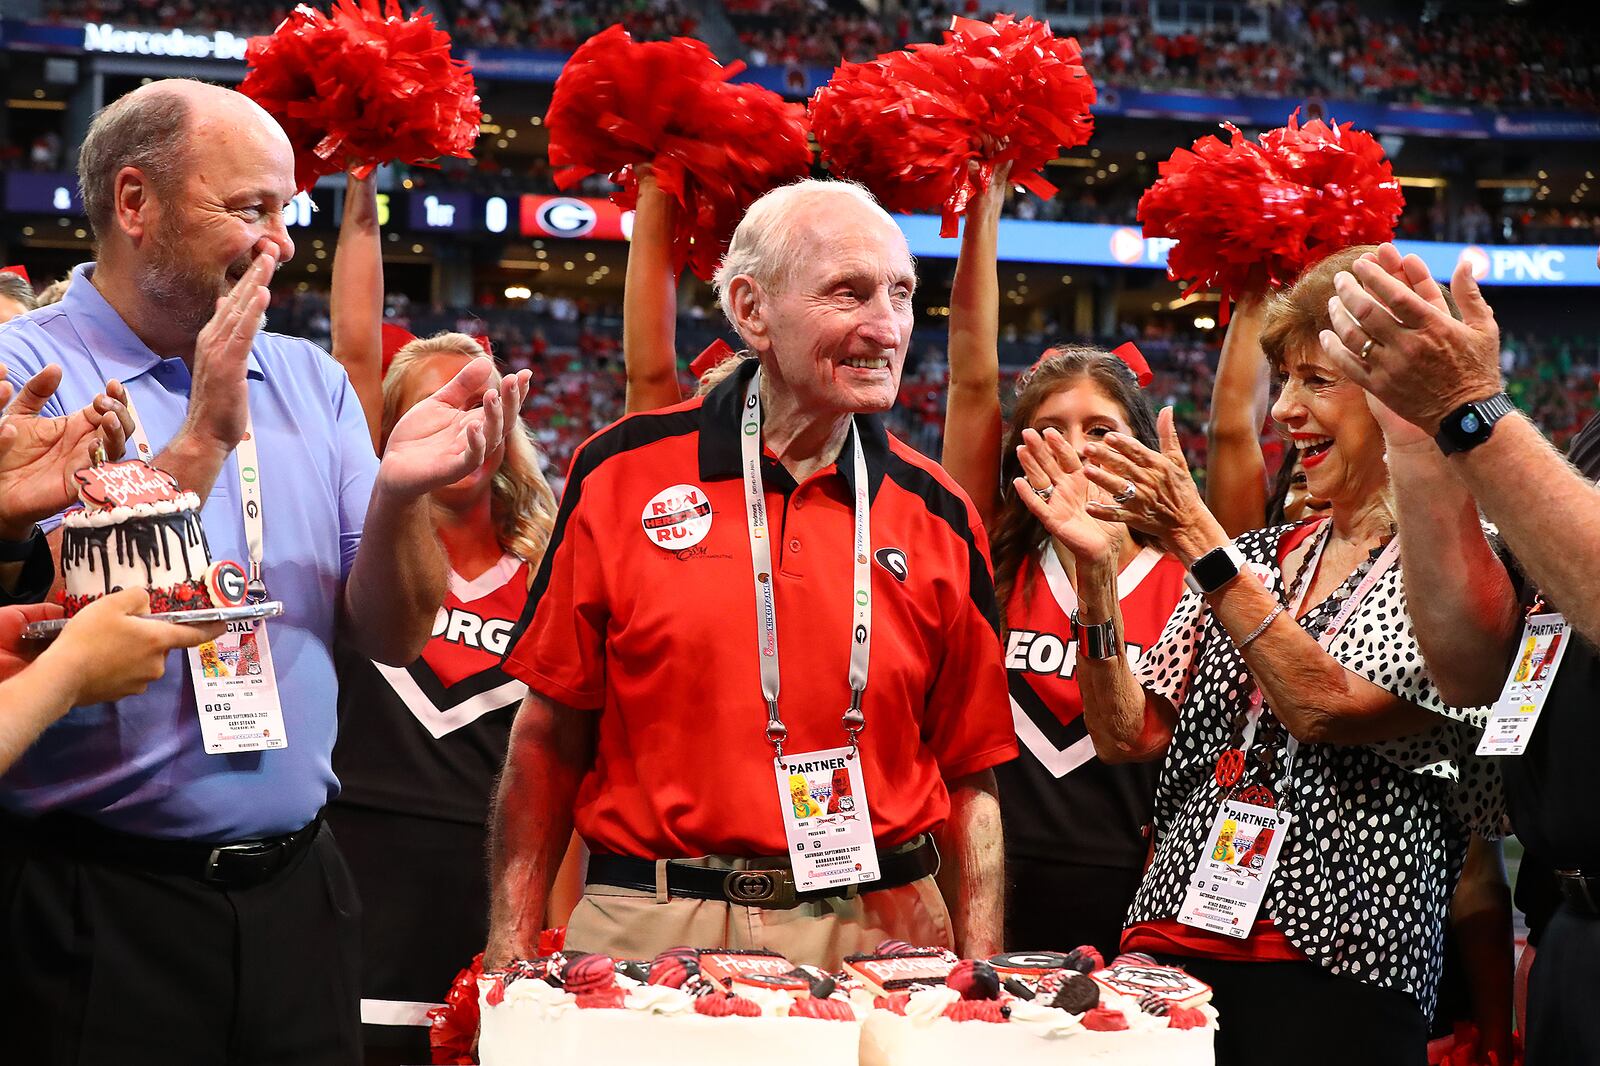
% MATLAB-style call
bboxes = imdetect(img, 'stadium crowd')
[32,0,1600,113]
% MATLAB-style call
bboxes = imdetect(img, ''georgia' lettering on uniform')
[432,608,516,656]
[1004,629,1146,677]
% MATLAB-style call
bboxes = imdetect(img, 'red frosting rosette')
[1137,111,1404,319]
[240,0,481,192]
[545,24,811,281]
[809,13,1096,237]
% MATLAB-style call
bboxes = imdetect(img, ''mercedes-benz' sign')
[82,23,248,62]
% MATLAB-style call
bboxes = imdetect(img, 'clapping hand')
[1013,427,1122,566]
[1319,241,1504,435]
[1080,407,1228,566]
[378,357,533,499]
[0,362,134,540]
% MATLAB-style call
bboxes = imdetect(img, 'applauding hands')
[378,357,533,499]
[0,362,134,541]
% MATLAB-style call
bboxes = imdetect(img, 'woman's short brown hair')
[1260,245,1461,373]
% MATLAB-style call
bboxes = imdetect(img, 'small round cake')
[61,458,247,616]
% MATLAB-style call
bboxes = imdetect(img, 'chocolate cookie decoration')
[1049,972,1100,1015]
[874,938,918,956]
[1063,945,1104,974]
[807,972,839,1000]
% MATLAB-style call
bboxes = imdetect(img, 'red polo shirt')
[503,360,1016,858]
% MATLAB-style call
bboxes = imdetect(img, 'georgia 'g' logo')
[874,546,908,582]
[534,197,597,238]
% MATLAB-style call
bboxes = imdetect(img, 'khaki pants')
[568,854,953,971]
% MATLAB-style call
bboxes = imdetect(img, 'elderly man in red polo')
[488,180,1014,969]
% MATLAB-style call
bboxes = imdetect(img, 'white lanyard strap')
[1243,523,1402,788]
[740,369,871,759]
[122,392,266,599]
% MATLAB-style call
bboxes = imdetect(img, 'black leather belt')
[1,811,324,891]
[586,834,939,910]
[1556,869,1600,918]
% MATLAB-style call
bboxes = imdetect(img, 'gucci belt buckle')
[722,868,798,909]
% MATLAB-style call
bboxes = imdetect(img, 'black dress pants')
[0,819,362,1066]
[1163,955,1429,1066]
[1527,902,1600,1066]
[1005,857,1144,963]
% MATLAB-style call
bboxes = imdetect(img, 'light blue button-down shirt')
[0,263,378,840]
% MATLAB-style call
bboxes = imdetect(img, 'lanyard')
[123,392,267,600]
[740,368,870,759]
[1240,523,1402,792]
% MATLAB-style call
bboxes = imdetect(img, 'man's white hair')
[712,179,904,328]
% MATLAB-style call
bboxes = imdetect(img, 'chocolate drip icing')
[61,508,208,594]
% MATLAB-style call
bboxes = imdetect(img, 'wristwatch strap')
[1185,542,1247,596]
[1436,392,1515,456]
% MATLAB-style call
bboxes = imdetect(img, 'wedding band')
[1359,338,1377,362]
[1113,483,1137,504]
[1033,485,1054,502]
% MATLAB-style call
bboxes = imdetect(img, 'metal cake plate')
[21,601,285,639]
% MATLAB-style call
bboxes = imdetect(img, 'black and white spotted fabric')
[1127,521,1504,1014]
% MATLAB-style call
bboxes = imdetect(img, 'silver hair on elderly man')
[712,178,917,441]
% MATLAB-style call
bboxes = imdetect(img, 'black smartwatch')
[0,525,42,563]
[1435,392,1515,456]
[1185,542,1247,596]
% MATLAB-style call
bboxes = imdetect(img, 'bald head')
[78,78,292,242]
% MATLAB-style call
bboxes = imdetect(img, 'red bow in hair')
[0,265,29,284]
[470,333,493,359]
[1027,341,1153,387]
[379,322,417,373]
[690,338,736,379]
[1110,341,1153,387]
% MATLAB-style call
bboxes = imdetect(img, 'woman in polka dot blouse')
[1013,246,1501,1066]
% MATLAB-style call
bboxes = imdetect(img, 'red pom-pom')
[427,953,483,1065]
[1137,112,1404,318]
[1082,1005,1130,1031]
[240,0,481,193]
[810,14,1095,238]
[545,24,810,281]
